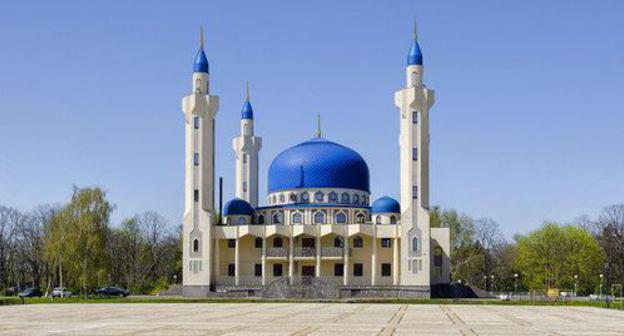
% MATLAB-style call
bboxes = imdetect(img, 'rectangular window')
[412,111,418,124]
[227,239,236,248]
[243,182,247,192]
[353,263,363,277]
[334,263,344,276]
[412,185,418,199]
[242,154,247,164]
[193,116,200,129]
[194,153,199,166]
[273,264,283,277]
[254,264,262,277]
[381,238,392,248]
[227,264,235,277]
[412,147,418,161]
[255,237,263,248]
[381,263,392,277]
[194,189,199,202]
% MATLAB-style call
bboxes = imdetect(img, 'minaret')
[232,82,262,207]
[394,20,434,290]
[182,27,220,295]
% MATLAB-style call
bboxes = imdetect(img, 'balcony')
[294,247,316,258]
[321,247,343,258]
[266,248,288,258]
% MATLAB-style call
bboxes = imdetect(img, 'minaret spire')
[412,17,418,40]
[245,81,250,101]
[199,25,205,49]
[315,113,322,138]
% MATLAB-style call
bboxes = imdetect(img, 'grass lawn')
[1,295,623,309]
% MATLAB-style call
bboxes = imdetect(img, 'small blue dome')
[241,100,253,119]
[194,49,209,73]
[407,40,423,66]
[268,138,370,193]
[223,198,254,216]
[372,196,400,214]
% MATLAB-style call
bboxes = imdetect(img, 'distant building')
[181,23,450,298]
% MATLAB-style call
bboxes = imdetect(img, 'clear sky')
[1,1,622,237]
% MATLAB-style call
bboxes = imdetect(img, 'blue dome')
[407,40,423,66]
[241,100,253,119]
[223,198,254,216]
[372,196,400,214]
[194,49,209,73]
[268,138,370,193]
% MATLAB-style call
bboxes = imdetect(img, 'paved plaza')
[0,303,623,335]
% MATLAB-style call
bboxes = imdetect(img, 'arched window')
[390,215,396,224]
[292,212,303,224]
[314,191,324,202]
[193,239,199,252]
[279,194,285,203]
[411,72,418,86]
[411,237,418,252]
[375,216,382,224]
[353,236,364,248]
[272,212,282,224]
[289,193,297,203]
[273,237,283,248]
[334,236,344,248]
[238,217,246,225]
[335,212,347,224]
[257,215,265,225]
[434,247,443,267]
[356,213,365,224]
[225,217,231,225]
[300,192,310,203]
[352,194,360,204]
[328,192,338,202]
[341,192,350,204]
[313,211,325,224]
[272,195,277,204]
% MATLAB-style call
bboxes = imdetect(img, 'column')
[393,237,400,285]
[289,233,295,285]
[315,226,321,277]
[261,235,267,286]
[371,230,377,286]
[214,238,220,277]
[343,234,349,286]
[234,237,240,286]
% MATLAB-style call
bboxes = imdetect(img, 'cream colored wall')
[238,236,262,277]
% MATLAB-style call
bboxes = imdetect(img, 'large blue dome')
[268,138,370,193]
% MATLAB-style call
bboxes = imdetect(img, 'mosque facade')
[181,24,450,298]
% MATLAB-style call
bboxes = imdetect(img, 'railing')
[215,275,262,287]
[294,247,316,257]
[266,248,288,257]
[321,247,343,257]
[348,277,373,287]
[375,277,394,286]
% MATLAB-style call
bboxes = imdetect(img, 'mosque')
[181,23,450,298]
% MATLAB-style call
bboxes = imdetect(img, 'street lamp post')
[173,275,178,285]
[574,274,578,297]
[514,273,518,300]
[491,275,495,294]
[599,274,604,298]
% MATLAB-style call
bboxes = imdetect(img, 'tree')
[515,222,603,294]
[0,206,19,292]
[46,187,113,297]
[13,205,58,292]
[593,204,624,287]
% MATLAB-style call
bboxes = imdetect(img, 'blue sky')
[0,1,622,237]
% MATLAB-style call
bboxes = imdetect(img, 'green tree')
[46,187,113,297]
[515,222,603,294]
